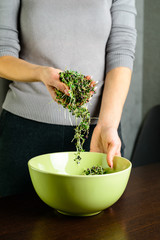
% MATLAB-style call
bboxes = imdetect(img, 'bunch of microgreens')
[55,70,96,164]
[82,166,108,175]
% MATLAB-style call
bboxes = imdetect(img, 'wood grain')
[0,163,160,240]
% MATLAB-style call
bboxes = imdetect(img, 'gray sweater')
[0,0,137,125]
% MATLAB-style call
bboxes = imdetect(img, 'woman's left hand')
[90,124,121,168]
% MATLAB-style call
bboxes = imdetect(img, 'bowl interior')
[28,152,131,176]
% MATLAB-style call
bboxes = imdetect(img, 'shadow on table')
[29,208,129,240]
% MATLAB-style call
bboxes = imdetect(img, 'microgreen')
[82,166,108,175]
[55,70,96,163]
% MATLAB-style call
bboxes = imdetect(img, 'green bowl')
[28,152,132,216]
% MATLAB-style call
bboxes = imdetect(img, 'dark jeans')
[0,110,125,197]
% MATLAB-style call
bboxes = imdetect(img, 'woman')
[0,0,137,196]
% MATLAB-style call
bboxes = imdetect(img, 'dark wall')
[143,0,160,117]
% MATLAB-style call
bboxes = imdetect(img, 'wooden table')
[0,163,160,240]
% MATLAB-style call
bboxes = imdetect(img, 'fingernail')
[110,162,113,169]
[86,76,91,80]
[64,89,69,96]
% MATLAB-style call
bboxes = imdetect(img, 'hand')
[40,66,70,102]
[90,124,121,168]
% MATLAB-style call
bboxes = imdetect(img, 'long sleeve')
[106,0,137,73]
[0,0,20,57]
[0,0,136,125]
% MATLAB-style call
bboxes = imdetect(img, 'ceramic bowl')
[28,152,132,216]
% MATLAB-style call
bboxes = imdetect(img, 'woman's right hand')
[40,66,70,102]
[0,56,69,103]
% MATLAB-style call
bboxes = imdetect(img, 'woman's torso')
[3,0,112,125]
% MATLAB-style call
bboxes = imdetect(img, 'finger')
[115,144,121,156]
[90,80,96,87]
[115,146,121,156]
[115,150,121,157]
[86,75,92,80]
[54,82,70,96]
[115,140,122,156]
[53,70,70,96]
[85,76,97,88]
[47,86,60,104]
[107,144,117,169]
[90,88,96,96]
[90,149,101,153]
[90,91,95,95]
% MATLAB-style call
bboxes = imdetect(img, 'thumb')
[52,69,70,95]
[55,82,70,96]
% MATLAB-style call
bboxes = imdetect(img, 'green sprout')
[55,70,96,163]
[82,166,108,175]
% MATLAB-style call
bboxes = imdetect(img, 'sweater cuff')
[0,50,19,58]
[0,49,19,58]
[106,54,134,73]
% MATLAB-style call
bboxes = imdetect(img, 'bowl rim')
[28,152,132,178]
